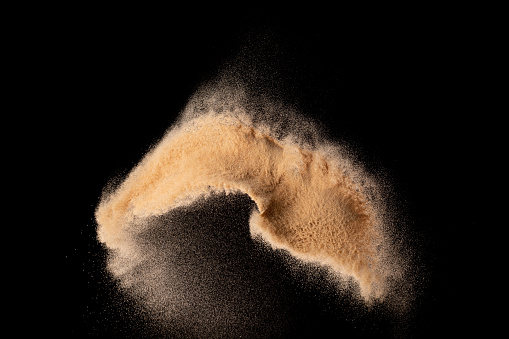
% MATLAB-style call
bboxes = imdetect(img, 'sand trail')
[96,108,397,301]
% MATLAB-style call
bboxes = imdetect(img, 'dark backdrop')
[59,9,481,338]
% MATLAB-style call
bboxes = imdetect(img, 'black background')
[56,7,485,338]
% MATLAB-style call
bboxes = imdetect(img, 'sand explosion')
[95,85,405,315]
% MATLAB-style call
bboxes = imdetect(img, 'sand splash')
[96,85,405,308]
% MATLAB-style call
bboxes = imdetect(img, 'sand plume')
[95,87,405,306]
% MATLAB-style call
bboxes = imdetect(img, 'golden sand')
[95,86,405,304]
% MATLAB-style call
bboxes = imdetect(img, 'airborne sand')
[95,84,411,335]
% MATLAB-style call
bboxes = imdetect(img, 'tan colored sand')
[96,102,400,301]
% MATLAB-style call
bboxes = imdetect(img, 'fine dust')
[95,83,413,336]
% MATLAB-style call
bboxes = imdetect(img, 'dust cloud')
[95,82,412,336]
